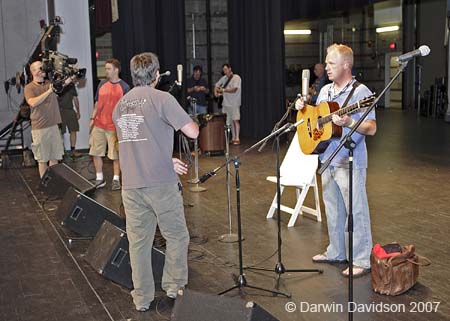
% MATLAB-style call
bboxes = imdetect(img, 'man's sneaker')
[111,179,121,191]
[95,179,106,189]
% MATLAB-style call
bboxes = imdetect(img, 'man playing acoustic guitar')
[296,44,377,278]
[214,64,242,145]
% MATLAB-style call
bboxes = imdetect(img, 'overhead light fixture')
[376,26,399,33]
[284,29,312,35]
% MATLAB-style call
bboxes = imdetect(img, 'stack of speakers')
[40,163,164,290]
[41,164,278,320]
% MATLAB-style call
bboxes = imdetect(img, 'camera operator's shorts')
[31,125,64,163]
[60,109,80,134]
[89,126,119,160]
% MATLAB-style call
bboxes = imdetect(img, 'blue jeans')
[321,166,373,269]
[189,104,207,116]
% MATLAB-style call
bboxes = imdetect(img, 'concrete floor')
[1,109,449,321]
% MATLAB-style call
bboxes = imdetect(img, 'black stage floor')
[1,109,450,321]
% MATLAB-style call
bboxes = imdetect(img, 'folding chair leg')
[267,186,285,219]
[287,187,309,227]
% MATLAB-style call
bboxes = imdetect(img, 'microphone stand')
[318,61,409,321]
[218,124,239,243]
[187,97,206,192]
[247,128,323,295]
[257,96,298,152]
[200,121,304,299]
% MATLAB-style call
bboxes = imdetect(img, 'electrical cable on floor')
[16,169,116,321]
[187,240,279,272]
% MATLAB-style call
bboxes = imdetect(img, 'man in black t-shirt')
[186,65,209,115]
[58,83,81,157]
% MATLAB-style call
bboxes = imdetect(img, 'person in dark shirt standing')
[186,65,209,115]
[58,83,81,158]
[309,63,328,105]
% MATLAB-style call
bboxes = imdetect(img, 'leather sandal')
[312,253,347,264]
[341,265,371,278]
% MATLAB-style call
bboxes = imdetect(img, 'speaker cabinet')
[40,163,95,198]
[171,289,279,321]
[85,220,165,290]
[56,187,125,237]
[199,114,225,155]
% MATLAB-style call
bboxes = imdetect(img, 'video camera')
[42,51,86,93]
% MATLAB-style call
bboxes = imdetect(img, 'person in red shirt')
[89,58,130,190]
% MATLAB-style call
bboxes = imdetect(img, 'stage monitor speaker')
[40,163,95,198]
[85,220,165,290]
[171,289,279,321]
[56,187,125,236]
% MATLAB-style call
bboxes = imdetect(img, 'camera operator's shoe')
[71,150,82,158]
[111,179,121,191]
[95,179,106,189]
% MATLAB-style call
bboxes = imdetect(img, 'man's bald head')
[30,61,45,82]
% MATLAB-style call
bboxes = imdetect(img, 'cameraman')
[24,61,70,178]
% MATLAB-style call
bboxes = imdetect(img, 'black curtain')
[228,0,285,139]
[282,0,384,21]
[111,0,185,90]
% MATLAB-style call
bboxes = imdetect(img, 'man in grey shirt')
[112,52,199,312]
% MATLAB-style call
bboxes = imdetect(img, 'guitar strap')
[341,81,361,108]
[222,74,234,89]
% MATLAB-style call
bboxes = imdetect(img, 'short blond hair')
[327,44,354,67]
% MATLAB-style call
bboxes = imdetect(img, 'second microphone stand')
[188,97,206,192]
[200,121,304,298]
[218,124,239,243]
[247,128,323,295]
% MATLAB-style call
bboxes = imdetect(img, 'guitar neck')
[320,101,361,125]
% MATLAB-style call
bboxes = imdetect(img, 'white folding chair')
[266,133,322,227]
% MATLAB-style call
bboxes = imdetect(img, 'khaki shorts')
[89,126,119,160]
[31,125,64,163]
[222,105,240,124]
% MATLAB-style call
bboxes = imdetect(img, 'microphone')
[301,69,310,101]
[177,64,183,86]
[160,70,171,77]
[197,166,220,183]
[397,45,430,63]
[198,170,215,183]
[283,119,304,134]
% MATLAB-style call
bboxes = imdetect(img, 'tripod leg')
[217,285,240,296]
[245,284,291,298]
[274,273,282,293]
[285,268,323,273]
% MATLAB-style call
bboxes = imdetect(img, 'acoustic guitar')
[296,96,375,155]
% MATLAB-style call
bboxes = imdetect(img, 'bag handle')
[407,255,431,266]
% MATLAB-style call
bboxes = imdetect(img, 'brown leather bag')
[370,243,431,296]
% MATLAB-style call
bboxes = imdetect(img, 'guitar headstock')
[359,95,376,108]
